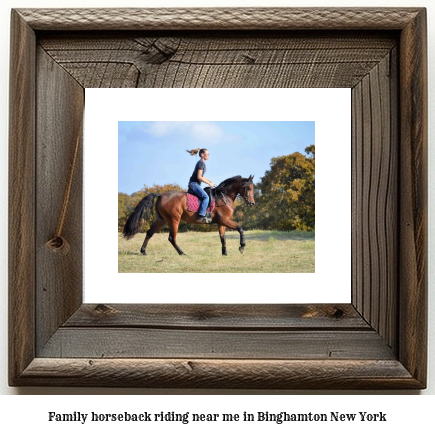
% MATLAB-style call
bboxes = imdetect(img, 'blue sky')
[118,121,314,195]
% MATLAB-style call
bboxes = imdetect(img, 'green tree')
[259,145,315,230]
[233,145,315,231]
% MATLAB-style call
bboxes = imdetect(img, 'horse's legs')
[140,218,165,255]
[221,219,245,254]
[167,218,185,255]
[218,225,227,256]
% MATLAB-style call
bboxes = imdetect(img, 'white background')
[85,88,351,304]
[0,0,434,421]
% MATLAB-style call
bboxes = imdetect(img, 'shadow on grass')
[225,230,315,242]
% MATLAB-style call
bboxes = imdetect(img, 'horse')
[122,175,255,256]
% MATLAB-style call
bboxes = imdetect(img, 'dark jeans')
[188,181,209,216]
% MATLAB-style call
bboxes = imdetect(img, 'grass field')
[118,230,315,273]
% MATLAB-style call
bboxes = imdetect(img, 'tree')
[258,145,315,230]
[233,145,315,231]
[118,192,134,231]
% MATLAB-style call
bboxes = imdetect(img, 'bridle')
[213,180,255,206]
[241,184,255,206]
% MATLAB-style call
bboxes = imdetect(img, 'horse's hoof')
[140,250,146,256]
[239,247,244,254]
[222,252,228,256]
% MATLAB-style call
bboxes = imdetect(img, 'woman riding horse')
[122,155,255,255]
[186,148,216,224]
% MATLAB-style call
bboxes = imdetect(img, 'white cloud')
[147,121,224,141]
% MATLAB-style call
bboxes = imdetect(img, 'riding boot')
[197,215,212,224]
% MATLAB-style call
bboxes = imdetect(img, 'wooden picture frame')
[9,8,427,389]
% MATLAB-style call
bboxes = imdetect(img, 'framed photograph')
[86,88,349,304]
[9,8,427,388]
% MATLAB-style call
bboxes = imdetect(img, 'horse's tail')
[122,193,160,240]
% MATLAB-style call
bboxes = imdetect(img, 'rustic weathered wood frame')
[9,8,427,388]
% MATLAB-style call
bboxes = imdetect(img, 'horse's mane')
[213,175,253,203]
[216,175,243,190]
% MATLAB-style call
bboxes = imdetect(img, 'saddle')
[187,186,215,213]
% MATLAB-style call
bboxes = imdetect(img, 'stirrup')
[197,215,212,224]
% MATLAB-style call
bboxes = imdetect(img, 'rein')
[214,187,232,206]
[215,182,254,205]
[242,185,255,202]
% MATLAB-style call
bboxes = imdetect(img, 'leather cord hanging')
[45,132,81,255]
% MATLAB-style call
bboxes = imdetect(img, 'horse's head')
[240,175,255,207]
[216,175,255,206]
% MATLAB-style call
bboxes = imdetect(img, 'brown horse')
[122,175,255,256]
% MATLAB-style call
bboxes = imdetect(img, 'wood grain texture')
[8,8,427,389]
[398,9,428,386]
[351,50,398,351]
[16,8,422,31]
[35,48,84,353]
[8,10,36,386]
[38,329,395,360]
[65,304,369,329]
[17,358,420,389]
[39,33,396,88]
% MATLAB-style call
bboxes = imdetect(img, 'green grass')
[118,230,315,273]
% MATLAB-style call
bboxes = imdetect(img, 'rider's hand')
[209,182,216,188]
